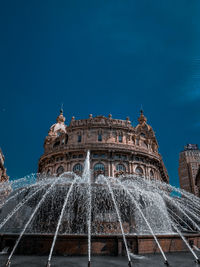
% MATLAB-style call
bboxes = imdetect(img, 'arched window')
[116,164,126,172]
[135,166,143,175]
[150,170,154,178]
[65,134,68,144]
[57,166,64,176]
[98,134,102,141]
[141,141,148,149]
[94,163,105,177]
[94,163,105,171]
[73,163,83,174]
[78,135,82,142]
[53,140,60,148]
[118,135,123,143]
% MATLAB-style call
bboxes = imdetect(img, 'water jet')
[0,151,200,266]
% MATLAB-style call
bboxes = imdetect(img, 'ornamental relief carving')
[87,129,91,138]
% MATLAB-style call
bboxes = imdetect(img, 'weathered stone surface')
[179,144,200,196]
[0,148,10,205]
[38,110,169,183]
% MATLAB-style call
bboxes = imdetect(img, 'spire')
[138,109,147,124]
[60,103,64,114]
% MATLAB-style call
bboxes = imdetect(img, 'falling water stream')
[117,179,169,265]
[0,151,200,267]
[82,151,92,267]
[5,178,60,267]
[105,178,132,266]
[167,208,193,231]
[172,223,200,263]
[0,188,26,209]
[46,176,79,267]
[163,193,200,232]
[0,185,45,230]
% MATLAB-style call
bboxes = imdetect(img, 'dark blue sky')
[0,1,200,186]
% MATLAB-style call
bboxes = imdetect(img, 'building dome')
[48,110,66,137]
[39,111,169,182]
[135,110,153,132]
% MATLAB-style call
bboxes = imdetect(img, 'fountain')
[0,151,200,266]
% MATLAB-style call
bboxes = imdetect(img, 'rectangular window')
[78,135,82,142]
[119,135,122,142]
[98,134,102,141]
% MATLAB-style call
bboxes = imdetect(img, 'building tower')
[178,144,200,195]
[38,110,169,183]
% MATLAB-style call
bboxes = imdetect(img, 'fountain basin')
[1,233,200,256]
[1,166,200,265]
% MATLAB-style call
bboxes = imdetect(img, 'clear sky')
[0,1,200,187]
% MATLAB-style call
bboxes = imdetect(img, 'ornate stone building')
[195,166,200,197]
[0,148,10,204]
[38,110,169,183]
[0,149,9,183]
[179,144,200,196]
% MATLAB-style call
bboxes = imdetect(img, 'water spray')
[4,178,59,267]
[46,176,79,267]
[105,177,132,266]
[117,179,169,266]
[172,224,200,264]
[83,151,92,267]
[0,161,200,267]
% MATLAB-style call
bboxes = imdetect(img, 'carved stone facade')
[38,110,169,183]
[195,167,200,197]
[179,144,200,196]
[0,149,8,183]
[0,148,10,204]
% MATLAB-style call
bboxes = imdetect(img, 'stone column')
[110,161,114,177]
[128,163,131,174]
[108,160,111,177]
